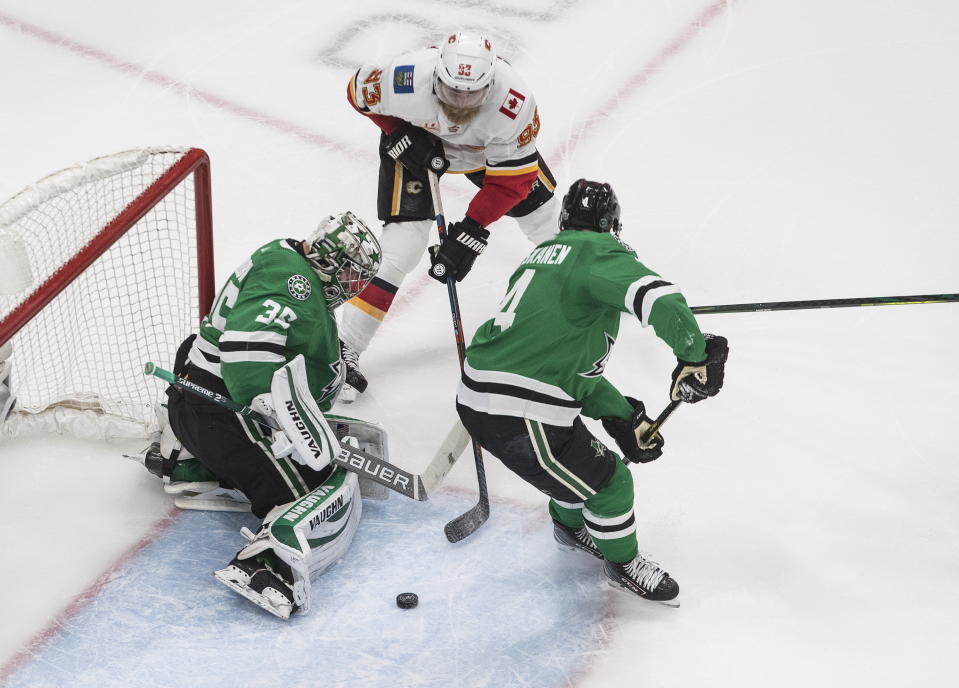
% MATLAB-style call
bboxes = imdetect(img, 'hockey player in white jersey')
[339,31,560,400]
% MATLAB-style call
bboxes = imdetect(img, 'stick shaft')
[691,293,959,315]
[427,171,490,542]
[639,400,681,444]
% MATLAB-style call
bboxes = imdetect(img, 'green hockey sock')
[170,457,218,483]
[583,459,639,563]
[548,499,585,528]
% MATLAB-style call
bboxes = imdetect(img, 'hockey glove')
[428,217,490,283]
[382,123,450,176]
[601,397,664,463]
[669,333,729,403]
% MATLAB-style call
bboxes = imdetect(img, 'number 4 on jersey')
[492,269,535,329]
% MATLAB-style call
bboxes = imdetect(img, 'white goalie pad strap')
[267,469,361,614]
[270,355,339,472]
[0,343,15,421]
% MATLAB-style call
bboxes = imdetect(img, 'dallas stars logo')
[590,439,606,458]
[579,332,616,378]
[287,274,312,301]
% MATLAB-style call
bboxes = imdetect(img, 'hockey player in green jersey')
[153,211,383,619]
[456,179,729,605]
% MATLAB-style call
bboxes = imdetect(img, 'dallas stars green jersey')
[460,230,706,425]
[187,239,343,408]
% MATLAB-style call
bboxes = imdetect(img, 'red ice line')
[0,11,369,160]
[0,507,181,683]
[0,1,730,680]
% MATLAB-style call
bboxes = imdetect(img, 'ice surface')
[3,497,621,688]
[1,1,958,686]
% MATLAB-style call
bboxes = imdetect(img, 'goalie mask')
[558,179,622,236]
[304,212,382,309]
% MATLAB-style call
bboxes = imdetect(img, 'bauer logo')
[393,65,414,93]
[288,274,312,300]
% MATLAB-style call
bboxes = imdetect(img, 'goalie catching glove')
[252,355,341,472]
[382,123,449,176]
[601,397,664,464]
[670,333,729,403]
[428,217,489,283]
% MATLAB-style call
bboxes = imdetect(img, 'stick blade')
[444,500,490,543]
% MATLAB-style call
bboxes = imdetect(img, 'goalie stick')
[427,170,490,543]
[143,362,466,501]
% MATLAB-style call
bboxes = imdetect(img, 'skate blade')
[554,542,603,560]
[174,494,252,512]
[213,570,293,620]
[606,580,681,608]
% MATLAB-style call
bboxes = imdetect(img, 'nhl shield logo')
[288,274,312,300]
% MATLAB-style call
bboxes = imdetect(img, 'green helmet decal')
[304,211,382,310]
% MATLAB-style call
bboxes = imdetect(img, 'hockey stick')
[144,362,437,501]
[427,170,490,543]
[691,292,959,315]
[639,400,682,444]
[418,420,472,496]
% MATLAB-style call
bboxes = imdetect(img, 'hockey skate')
[126,436,251,512]
[214,553,298,620]
[603,554,680,607]
[552,520,602,560]
[338,340,367,404]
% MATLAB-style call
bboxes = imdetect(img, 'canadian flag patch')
[499,89,526,119]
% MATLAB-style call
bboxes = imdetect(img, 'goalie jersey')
[459,230,707,426]
[187,239,343,408]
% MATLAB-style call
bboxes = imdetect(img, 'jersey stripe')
[625,275,681,326]
[459,374,580,409]
[583,506,637,540]
[457,381,581,426]
[220,348,286,364]
[526,420,593,500]
[484,163,539,177]
[458,362,581,425]
[220,330,288,347]
[463,361,575,401]
[187,335,223,377]
[237,414,309,497]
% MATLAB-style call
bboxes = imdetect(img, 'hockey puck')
[396,592,418,609]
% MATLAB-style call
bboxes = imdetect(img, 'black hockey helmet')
[558,179,621,235]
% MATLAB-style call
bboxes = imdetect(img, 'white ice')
[1,1,958,686]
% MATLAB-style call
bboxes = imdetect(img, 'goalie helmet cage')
[0,147,214,439]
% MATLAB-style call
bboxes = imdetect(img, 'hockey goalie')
[133,211,385,619]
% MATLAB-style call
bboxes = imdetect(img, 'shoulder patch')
[499,88,527,120]
[287,274,312,301]
[393,65,415,93]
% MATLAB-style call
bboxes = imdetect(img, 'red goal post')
[0,147,214,438]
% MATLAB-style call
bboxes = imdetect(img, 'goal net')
[0,147,214,439]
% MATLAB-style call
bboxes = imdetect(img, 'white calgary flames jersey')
[348,47,541,175]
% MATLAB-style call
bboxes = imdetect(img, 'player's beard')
[439,101,480,125]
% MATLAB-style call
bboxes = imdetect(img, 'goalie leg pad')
[215,468,362,617]
[267,468,362,613]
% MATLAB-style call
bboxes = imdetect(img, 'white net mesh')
[0,148,208,438]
